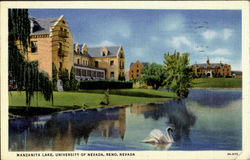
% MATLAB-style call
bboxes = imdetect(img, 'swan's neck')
[166,129,174,143]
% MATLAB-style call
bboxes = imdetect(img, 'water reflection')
[187,89,242,107]
[130,100,196,141]
[9,89,241,151]
[9,108,126,151]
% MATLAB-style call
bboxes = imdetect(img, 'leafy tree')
[138,63,167,90]
[69,67,78,90]
[8,9,53,107]
[164,52,193,97]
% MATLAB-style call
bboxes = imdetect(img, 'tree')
[59,69,70,91]
[138,63,167,90]
[9,9,53,107]
[69,67,78,90]
[52,63,58,91]
[164,52,193,97]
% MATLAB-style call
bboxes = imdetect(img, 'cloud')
[109,19,131,38]
[171,36,192,49]
[133,48,145,58]
[150,36,159,42]
[208,48,231,55]
[202,30,217,40]
[160,14,185,31]
[223,28,234,40]
[98,40,116,46]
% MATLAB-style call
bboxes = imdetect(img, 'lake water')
[9,89,242,151]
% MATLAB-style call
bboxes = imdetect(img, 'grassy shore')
[192,78,242,88]
[9,88,177,117]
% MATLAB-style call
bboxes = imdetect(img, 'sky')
[29,9,242,71]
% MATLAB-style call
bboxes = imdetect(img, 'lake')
[9,89,242,151]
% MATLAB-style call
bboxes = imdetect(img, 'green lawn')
[192,78,242,88]
[9,88,177,117]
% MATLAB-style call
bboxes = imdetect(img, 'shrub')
[100,89,110,105]
[80,80,133,90]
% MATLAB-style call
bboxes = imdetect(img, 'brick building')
[129,61,149,80]
[192,58,231,77]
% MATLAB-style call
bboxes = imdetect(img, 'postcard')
[1,1,250,160]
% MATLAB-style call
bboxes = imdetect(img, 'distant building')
[231,71,242,78]
[192,58,231,78]
[129,60,149,80]
[74,44,125,81]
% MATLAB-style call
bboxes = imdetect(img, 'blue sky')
[29,9,242,71]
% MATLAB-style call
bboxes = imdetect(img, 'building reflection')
[93,108,126,139]
[9,108,126,151]
[130,103,157,114]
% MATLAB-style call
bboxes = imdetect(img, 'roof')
[30,17,59,35]
[192,63,223,68]
[74,64,105,71]
[231,71,242,74]
[130,61,150,68]
[74,44,121,58]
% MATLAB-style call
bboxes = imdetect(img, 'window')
[110,72,114,78]
[120,53,124,58]
[31,41,37,53]
[77,59,80,64]
[82,70,86,76]
[87,70,91,76]
[95,61,98,68]
[110,60,114,66]
[58,42,62,56]
[102,52,105,56]
[59,62,62,72]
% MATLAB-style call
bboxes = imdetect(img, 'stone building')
[73,44,125,81]
[192,58,231,77]
[27,15,74,78]
[23,15,125,83]
[129,60,149,80]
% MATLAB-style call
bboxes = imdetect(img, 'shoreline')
[191,87,242,90]
[9,87,242,119]
[9,97,176,119]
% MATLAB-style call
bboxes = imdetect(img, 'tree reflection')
[138,99,196,141]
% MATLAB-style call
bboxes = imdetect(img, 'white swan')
[142,127,174,144]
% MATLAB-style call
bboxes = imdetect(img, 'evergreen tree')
[52,63,58,91]
[70,67,78,90]
[164,52,193,97]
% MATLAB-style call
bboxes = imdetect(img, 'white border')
[1,1,249,160]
